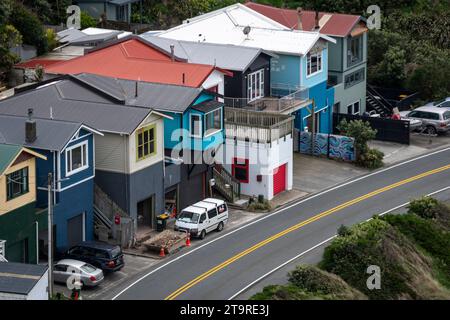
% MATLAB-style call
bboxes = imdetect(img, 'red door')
[273,163,286,196]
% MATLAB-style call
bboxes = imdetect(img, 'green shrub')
[247,199,271,212]
[250,284,318,300]
[80,11,97,29]
[357,148,384,169]
[407,196,439,219]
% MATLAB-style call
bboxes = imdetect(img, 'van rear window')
[217,204,227,214]
[111,247,122,258]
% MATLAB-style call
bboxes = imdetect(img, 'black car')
[64,241,125,273]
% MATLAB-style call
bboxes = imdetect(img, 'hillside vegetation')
[252,197,450,300]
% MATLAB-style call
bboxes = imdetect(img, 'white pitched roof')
[155,3,335,56]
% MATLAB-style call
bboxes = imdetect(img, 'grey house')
[0,74,169,232]
[74,0,140,23]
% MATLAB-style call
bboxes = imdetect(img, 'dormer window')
[307,51,323,77]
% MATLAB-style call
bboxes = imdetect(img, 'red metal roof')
[45,39,228,88]
[15,59,64,69]
[245,2,362,37]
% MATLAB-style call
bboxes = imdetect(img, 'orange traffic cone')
[159,246,166,257]
[186,232,191,247]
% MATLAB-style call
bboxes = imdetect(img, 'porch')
[224,83,311,115]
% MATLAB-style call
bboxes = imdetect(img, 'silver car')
[424,97,450,109]
[400,106,450,135]
[53,259,104,288]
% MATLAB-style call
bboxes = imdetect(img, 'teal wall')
[270,54,301,87]
[163,93,224,152]
[0,202,47,264]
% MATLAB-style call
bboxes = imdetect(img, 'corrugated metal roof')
[0,115,82,152]
[191,100,223,113]
[245,2,363,37]
[15,59,64,70]
[0,262,47,295]
[141,35,274,72]
[45,38,218,88]
[156,3,335,56]
[0,144,21,175]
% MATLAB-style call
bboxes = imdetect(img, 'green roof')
[0,144,22,175]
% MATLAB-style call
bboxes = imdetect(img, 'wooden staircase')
[212,166,241,203]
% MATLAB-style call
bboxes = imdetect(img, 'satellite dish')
[243,26,251,36]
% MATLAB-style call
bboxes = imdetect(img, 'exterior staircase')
[212,166,241,203]
[0,240,7,262]
[366,85,393,117]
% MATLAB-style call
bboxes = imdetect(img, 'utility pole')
[47,173,53,299]
[310,99,316,155]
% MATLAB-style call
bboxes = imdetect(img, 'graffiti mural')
[298,131,355,161]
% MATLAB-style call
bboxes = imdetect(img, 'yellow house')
[0,143,47,263]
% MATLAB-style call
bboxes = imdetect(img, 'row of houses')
[0,2,368,264]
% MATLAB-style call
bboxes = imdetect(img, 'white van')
[174,198,229,239]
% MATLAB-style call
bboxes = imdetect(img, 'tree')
[80,11,98,29]
[0,24,22,82]
[10,3,48,55]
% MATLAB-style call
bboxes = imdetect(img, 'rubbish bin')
[156,213,169,232]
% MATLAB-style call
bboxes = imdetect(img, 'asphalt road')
[111,147,450,300]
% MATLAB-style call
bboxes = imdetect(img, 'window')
[207,208,218,219]
[344,68,365,89]
[247,69,264,102]
[136,124,156,161]
[347,101,361,115]
[190,114,202,138]
[6,167,29,201]
[444,112,450,120]
[66,141,88,176]
[232,158,249,183]
[348,36,363,66]
[199,213,207,224]
[54,264,68,272]
[205,109,222,136]
[307,51,323,76]
[217,204,227,214]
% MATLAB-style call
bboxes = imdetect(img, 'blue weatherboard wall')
[34,129,95,251]
[295,82,334,134]
[270,54,301,87]
[163,92,224,152]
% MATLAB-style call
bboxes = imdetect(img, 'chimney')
[170,44,175,62]
[296,7,303,30]
[25,108,36,143]
[314,11,320,31]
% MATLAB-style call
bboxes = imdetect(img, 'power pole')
[47,173,53,299]
[311,99,316,155]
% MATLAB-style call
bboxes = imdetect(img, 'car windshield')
[81,263,97,273]
[178,210,200,223]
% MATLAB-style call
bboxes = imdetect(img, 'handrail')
[213,168,240,203]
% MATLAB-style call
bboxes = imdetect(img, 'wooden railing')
[224,108,294,144]
[213,168,241,203]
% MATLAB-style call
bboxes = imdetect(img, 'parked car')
[64,241,125,273]
[53,259,104,288]
[424,97,450,109]
[400,106,450,135]
[174,198,229,240]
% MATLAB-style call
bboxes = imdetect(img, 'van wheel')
[199,230,206,240]
[216,222,224,232]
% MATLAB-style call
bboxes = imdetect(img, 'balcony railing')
[224,108,294,144]
[224,83,310,114]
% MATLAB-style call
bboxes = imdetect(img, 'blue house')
[0,113,102,251]
[154,3,336,134]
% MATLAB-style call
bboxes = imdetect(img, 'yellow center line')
[165,164,450,300]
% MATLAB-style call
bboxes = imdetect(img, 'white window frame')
[247,69,265,102]
[204,108,222,138]
[306,50,323,78]
[347,100,361,115]
[189,114,202,138]
[65,141,89,177]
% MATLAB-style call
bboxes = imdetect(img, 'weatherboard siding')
[95,133,127,173]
